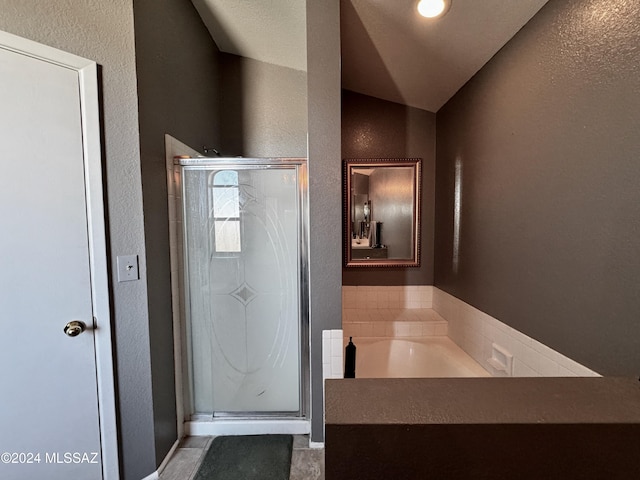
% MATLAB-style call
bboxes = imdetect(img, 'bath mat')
[193,434,293,480]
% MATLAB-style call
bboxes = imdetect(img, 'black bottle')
[344,337,356,378]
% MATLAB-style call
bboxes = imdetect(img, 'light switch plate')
[117,255,139,282]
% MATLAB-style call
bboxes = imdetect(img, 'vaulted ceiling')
[192,0,550,112]
[191,0,307,71]
[341,0,549,111]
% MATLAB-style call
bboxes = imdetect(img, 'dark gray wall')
[219,54,307,157]
[435,0,640,375]
[342,90,435,286]
[0,1,156,479]
[307,0,342,441]
[133,0,222,470]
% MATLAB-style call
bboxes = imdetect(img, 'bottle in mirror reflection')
[370,221,383,248]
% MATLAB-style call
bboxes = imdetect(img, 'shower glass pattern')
[180,159,307,416]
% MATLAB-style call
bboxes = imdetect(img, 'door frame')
[0,30,119,479]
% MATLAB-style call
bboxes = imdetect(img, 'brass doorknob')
[64,320,86,337]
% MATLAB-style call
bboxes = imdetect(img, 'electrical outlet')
[117,255,139,282]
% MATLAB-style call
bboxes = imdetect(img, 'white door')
[0,33,116,479]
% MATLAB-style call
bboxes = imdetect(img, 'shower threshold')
[186,417,310,436]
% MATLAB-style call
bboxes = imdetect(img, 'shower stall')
[174,157,309,435]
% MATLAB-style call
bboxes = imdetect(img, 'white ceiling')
[192,0,550,112]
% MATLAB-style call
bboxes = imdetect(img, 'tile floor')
[159,435,324,480]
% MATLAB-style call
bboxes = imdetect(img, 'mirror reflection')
[344,158,421,267]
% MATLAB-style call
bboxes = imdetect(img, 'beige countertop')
[325,377,640,425]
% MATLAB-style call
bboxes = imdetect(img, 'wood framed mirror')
[343,158,422,267]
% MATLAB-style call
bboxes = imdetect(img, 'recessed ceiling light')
[417,0,451,19]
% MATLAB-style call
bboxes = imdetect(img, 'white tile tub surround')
[342,308,448,339]
[342,285,598,378]
[343,285,433,310]
[320,329,344,445]
[432,288,600,378]
[342,286,446,339]
[322,329,344,380]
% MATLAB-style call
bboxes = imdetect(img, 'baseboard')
[309,441,324,449]
[156,438,180,476]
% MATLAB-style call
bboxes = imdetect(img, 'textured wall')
[219,54,307,157]
[342,90,436,285]
[0,1,155,478]
[435,0,640,374]
[307,0,342,442]
[133,0,222,469]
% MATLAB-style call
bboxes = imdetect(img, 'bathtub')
[353,337,490,378]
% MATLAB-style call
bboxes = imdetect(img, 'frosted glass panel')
[213,220,241,252]
[183,166,300,414]
[212,188,239,217]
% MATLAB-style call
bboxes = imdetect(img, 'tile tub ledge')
[325,377,640,479]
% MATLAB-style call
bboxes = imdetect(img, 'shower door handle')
[63,320,86,337]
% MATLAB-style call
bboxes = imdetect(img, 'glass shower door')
[182,162,303,415]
